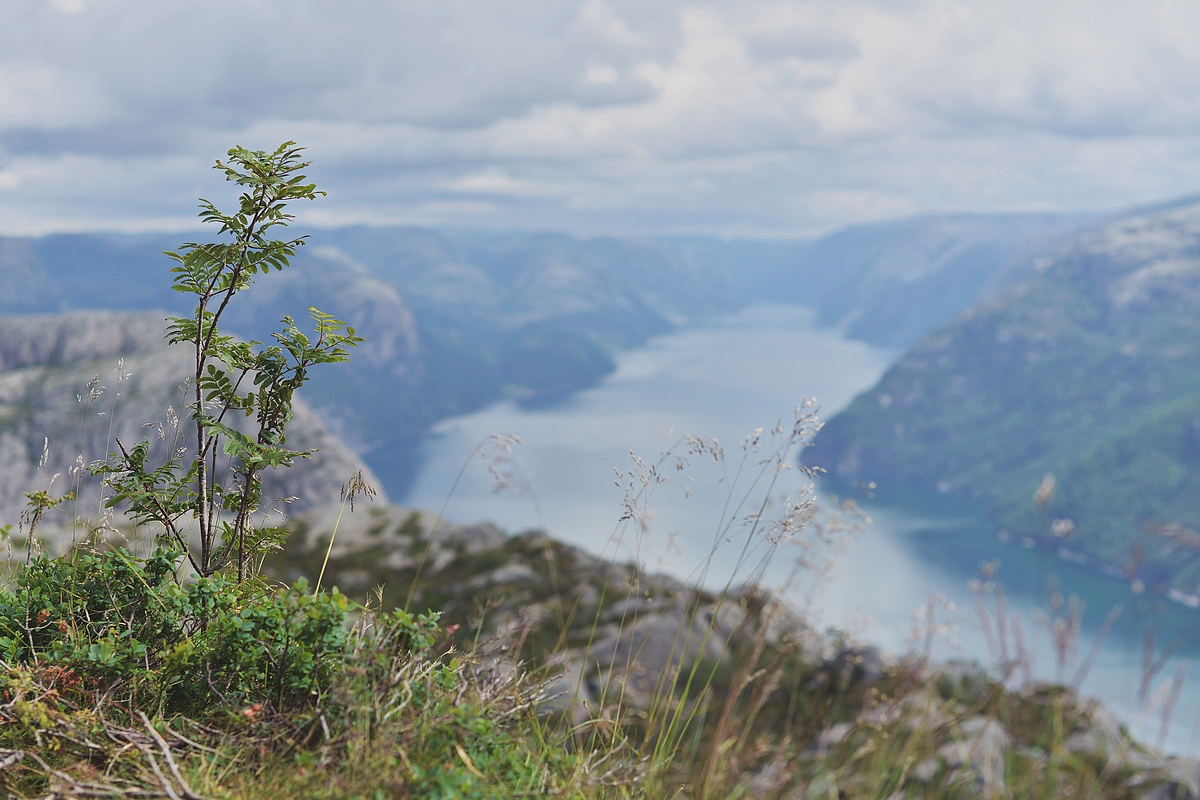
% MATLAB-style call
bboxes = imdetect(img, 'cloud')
[444,168,578,198]
[579,0,649,46]
[1,0,1200,236]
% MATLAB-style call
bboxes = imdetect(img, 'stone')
[583,602,731,710]
[938,717,1010,797]
[1063,701,1126,760]
[540,658,594,726]
[465,562,537,590]
[1143,758,1200,800]
[739,756,793,798]
[813,722,852,757]
[823,644,885,685]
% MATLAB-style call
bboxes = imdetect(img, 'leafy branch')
[92,142,361,581]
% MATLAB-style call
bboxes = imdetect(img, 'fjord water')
[405,304,1200,753]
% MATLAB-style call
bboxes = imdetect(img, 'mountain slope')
[9,217,1092,502]
[0,237,61,314]
[0,311,383,539]
[808,200,1200,592]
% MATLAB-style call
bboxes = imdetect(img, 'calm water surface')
[405,304,1200,753]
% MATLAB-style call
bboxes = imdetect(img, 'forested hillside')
[809,198,1200,596]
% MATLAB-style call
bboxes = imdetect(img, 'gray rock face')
[0,311,163,371]
[226,252,421,381]
[1144,758,1200,800]
[1063,700,1127,761]
[938,716,1011,798]
[0,310,384,542]
[586,604,731,708]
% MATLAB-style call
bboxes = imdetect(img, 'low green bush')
[0,548,353,715]
[0,547,185,678]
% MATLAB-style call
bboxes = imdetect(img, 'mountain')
[0,310,382,543]
[22,232,184,312]
[4,227,740,499]
[808,199,1200,595]
[319,227,735,332]
[1,214,1098,504]
[730,213,1090,348]
[0,238,61,314]
[665,214,1093,354]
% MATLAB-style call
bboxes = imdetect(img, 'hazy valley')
[0,211,1089,500]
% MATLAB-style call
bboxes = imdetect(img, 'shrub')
[90,141,360,582]
[0,547,186,679]
[0,548,353,715]
[182,577,350,710]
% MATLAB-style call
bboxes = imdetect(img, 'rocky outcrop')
[273,502,1199,800]
[0,310,384,541]
[268,502,823,722]
[739,675,1186,799]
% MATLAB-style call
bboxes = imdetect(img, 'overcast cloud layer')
[2,0,1200,236]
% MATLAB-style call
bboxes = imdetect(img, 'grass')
[0,590,1170,799]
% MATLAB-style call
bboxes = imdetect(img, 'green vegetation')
[810,202,1200,595]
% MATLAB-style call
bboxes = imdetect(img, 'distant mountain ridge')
[809,198,1200,595]
[736,213,1092,348]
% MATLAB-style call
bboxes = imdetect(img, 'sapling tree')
[93,142,360,581]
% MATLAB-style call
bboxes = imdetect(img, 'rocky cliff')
[0,310,383,541]
[5,227,741,499]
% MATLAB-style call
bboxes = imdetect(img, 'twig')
[1071,604,1122,690]
[162,722,223,756]
[138,745,184,800]
[26,750,167,797]
[140,712,207,800]
[0,748,23,770]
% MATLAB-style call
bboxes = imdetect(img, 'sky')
[3,0,1200,237]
